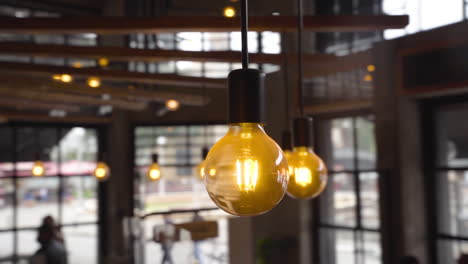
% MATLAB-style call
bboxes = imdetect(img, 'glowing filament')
[148,168,161,180]
[95,168,107,179]
[32,161,45,177]
[294,167,312,187]
[236,159,259,192]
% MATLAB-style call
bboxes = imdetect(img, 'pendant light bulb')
[94,161,110,181]
[147,154,161,181]
[223,6,236,18]
[32,160,45,177]
[204,69,289,216]
[60,74,73,83]
[287,118,328,199]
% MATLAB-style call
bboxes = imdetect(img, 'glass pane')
[203,33,229,51]
[435,106,468,168]
[230,32,258,53]
[437,239,468,264]
[360,172,380,229]
[16,127,59,177]
[362,232,381,264]
[62,177,97,224]
[205,62,230,78]
[320,173,356,227]
[0,126,13,178]
[60,128,97,176]
[320,229,355,264]
[176,61,202,77]
[437,170,468,237]
[177,32,203,51]
[356,116,376,170]
[17,230,37,257]
[64,225,97,264]
[0,179,13,230]
[262,32,281,54]
[331,118,355,171]
[0,231,13,260]
[17,177,59,228]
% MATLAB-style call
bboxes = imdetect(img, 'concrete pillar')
[373,39,429,264]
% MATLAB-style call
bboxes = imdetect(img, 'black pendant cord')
[297,0,305,117]
[35,128,40,160]
[241,0,249,69]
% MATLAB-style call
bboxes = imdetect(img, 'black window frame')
[312,112,384,264]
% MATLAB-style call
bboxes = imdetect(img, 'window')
[431,103,468,263]
[383,0,465,39]
[316,115,381,264]
[134,125,230,264]
[0,125,99,263]
[127,31,281,76]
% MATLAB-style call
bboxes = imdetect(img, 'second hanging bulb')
[286,117,328,200]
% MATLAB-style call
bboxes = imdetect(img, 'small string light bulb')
[165,99,180,111]
[223,6,236,18]
[98,58,109,67]
[87,77,101,88]
[147,154,161,181]
[94,161,110,181]
[60,74,73,83]
[32,160,45,177]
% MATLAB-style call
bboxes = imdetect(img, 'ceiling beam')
[0,96,81,112]
[305,99,372,115]
[0,42,282,64]
[0,15,409,34]
[0,62,226,88]
[0,111,111,124]
[0,74,208,106]
[0,42,338,65]
[304,50,373,78]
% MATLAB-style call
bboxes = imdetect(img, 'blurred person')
[41,216,65,245]
[30,223,68,264]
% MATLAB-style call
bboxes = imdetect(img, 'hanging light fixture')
[98,57,109,67]
[60,74,73,83]
[286,0,328,200]
[87,77,101,88]
[94,152,110,181]
[147,154,161,181]
[223,6,236,18]
[147,127,162,182]
[31,128,45,177]
[204,0,288,216]
[165,99,180,111]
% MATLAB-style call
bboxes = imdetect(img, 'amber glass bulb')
[147,163,161,181]
[98,57,109,67]
[286,146,327,199]
[204,123,289,216]
[94,162,110,181]
[32,161,45,177]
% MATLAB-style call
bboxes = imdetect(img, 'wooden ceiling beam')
[0,96,81,112]
[0,61,226,88]
[304,50,373,78]
[0,15,409,34]
[0,42,337,65]
[0,111,111,124]
[0,74,208,106]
